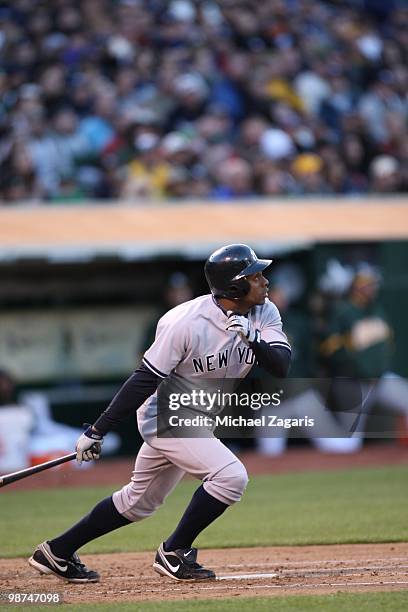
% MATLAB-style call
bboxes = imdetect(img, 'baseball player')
[29,244,291,582]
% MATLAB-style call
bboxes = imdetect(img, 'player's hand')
[75,425,104,464]
[225,312,260,345]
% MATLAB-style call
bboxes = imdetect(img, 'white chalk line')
[210,556,408,569]
[103,562,408,583]
[276,564,408,576]
[215,567,408,581]
[217,573,278,580]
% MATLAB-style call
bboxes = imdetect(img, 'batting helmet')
[205,244,272,299]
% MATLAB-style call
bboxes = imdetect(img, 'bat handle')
[0,444,103,488]
[0,452,77,488]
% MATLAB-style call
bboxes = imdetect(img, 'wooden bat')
[0,452,77,488]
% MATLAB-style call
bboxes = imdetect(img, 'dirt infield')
[1,543,407,603]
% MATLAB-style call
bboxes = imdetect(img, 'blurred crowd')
[0,0,407,203]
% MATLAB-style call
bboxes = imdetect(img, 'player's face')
[243,271,269,307]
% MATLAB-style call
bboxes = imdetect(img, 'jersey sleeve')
[259,300,292,352]
[142,313,188,378]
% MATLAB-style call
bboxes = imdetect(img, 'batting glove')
[226,312,260,345]
[75,424,104,464]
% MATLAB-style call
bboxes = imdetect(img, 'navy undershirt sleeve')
[93,364,160,435]
[249,340,291,378]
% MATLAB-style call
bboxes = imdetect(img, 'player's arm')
[94,313,184,437]
[249,339,291,378]
[226,306,291,377]
[93,363,160,434]
[76,313,186,462]
[75,364,160,463]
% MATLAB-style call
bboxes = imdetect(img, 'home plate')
[217,572,278,580]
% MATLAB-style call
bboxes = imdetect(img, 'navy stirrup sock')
[164,485,228,552]
[49,496,131,559]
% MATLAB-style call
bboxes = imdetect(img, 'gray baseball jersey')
[138,294,290,439]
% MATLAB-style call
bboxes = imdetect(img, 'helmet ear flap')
[227,278,250,299]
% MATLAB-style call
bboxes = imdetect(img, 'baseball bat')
[0,452,77,488]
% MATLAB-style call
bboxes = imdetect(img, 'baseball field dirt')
[1,543,407,604]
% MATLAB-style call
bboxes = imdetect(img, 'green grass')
[0,466,407,558]
[6,592,408,612]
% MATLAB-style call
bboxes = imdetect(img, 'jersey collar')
[212,295,229,317]
[211,295,250,318]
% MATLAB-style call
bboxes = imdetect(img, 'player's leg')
[45,442,184,554]
[150,435,248,580]
[111,441,185,521]
[29,492,131,582]
[29,442,184,582]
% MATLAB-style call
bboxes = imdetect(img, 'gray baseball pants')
[112,435,248,522]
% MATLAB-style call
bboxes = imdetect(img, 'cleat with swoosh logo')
[153,542,215,581]
[28,542,99,583]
